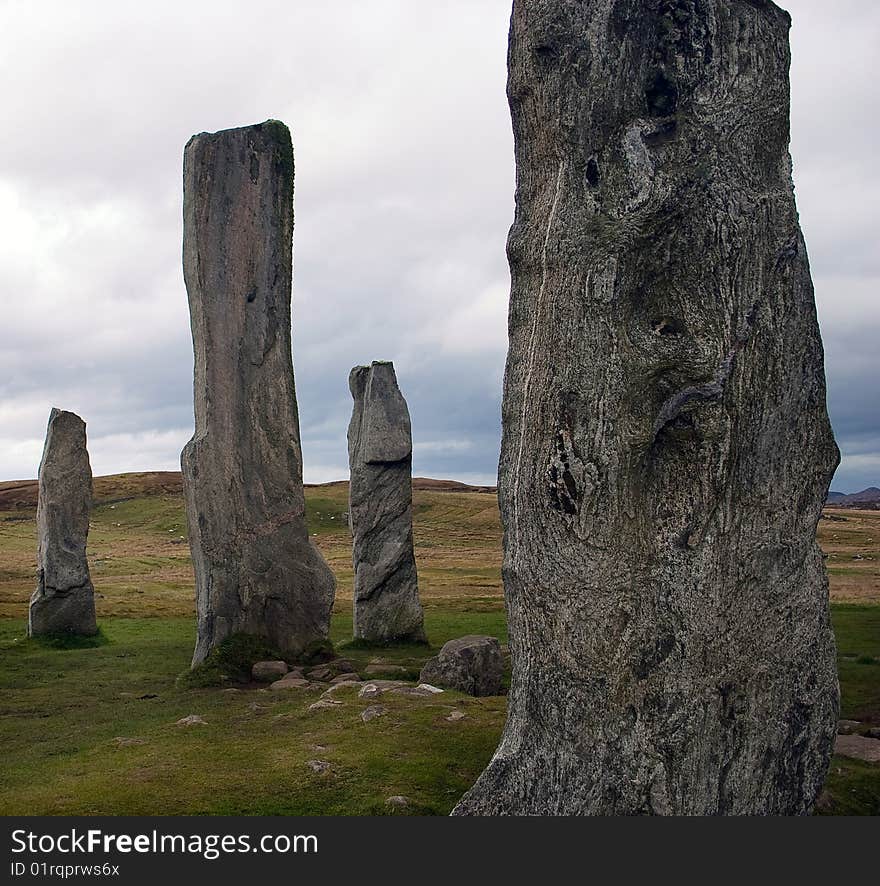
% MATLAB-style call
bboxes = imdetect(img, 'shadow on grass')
[28,628,110,650]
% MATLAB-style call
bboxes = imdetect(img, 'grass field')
[0,473,877,815]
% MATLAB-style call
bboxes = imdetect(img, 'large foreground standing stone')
[181,120,336,666]
[29,409,97,637]
[348,361,425,642]
[454,0,838,815]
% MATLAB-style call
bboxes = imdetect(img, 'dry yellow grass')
[1,473,877,618]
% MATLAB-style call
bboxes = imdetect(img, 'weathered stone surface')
[420,636,504,697]
[454,0,838,816]
[837,720,861,736]
[834,735,880,764]
[348,361,425,643]
[269,675,310,691]
[361,704,388,723]
[29,409,97,637]
[181,120,336,666]
[252,661,289,682]
[176,715,207,727]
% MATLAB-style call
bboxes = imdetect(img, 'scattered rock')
[270,674,310,691]
[358,683,381,699]
[176,715,207,727]
[386,795,409,808]
[306,760,331,773]
[417,683,444,694]
[252,661,289,682]
[29,409,98,638]
[113,737,146,747]
[309,699,343,713]
[348,361,426,643]
[321,681,363,697]
[420,635,503,697]
[834,734,880,764]
[358,681,407,698]
[838,720,861,735]
[446,710,466,722]
[390,686,436,698]
[330,672,361,684]
[361,704,388,723]
[181,120,336,666]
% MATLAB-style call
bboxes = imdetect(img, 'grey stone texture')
[454,0,839,815]
[347,361,425,643]
[420,636,504,697]
[181,120,335,666]
[29,408,97,637]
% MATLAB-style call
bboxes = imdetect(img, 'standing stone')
[29,409,97,637]
[347,361,425,643]
[181,120,335,666]
[454,0,838,815]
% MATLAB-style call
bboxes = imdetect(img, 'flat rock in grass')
[309,699,344,713]
[417,683,444,694]
[305,664,334,682]
[837,720,861,735]
[270,675,310,691]
[834,735,880,764]
[322,681,363,697]
[358,681,407,698]
[390,686,436,698]
[176,715,207,727]
[330,672,361,684]
[306,760,331,773]
[386,796,409,808]
[361,704,388,723]
[446,711,466,722]
[113,737,147,747]
[419,635,504,697]
[252,661,289,682]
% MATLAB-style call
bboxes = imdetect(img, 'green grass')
[0,610,507,815]
[0,603,875,815]
[831,604,880,724]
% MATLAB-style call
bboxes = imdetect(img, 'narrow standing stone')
[181,120,335,666]
[454,0,839,815]
[29,408,97,636]
[348,361,425,643]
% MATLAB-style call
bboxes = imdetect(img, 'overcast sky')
[0,0,876,492]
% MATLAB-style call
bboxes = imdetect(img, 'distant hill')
[826,487,880,510]
[0,471,496,511]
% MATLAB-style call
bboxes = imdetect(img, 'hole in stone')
[246,288,257,303]
[534,43,557,61]
[653,317,682,336]
[585,157,600,188]
[645,69,678,116]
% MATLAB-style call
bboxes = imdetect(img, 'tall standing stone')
[454,0,839,815]
[181,120,336,666]
[348,361,425,643]
[29,408,97,637]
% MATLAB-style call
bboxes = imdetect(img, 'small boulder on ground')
[330,672,361,684]
[252,661,289,682]
[419,635,504,697]
[838,719,861,735]
[361,704,388,723]
[386,795,409,808]
[835,734,880,763]
[270,673,310,691]
[176,715,207,727]
[306,760,331,773]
